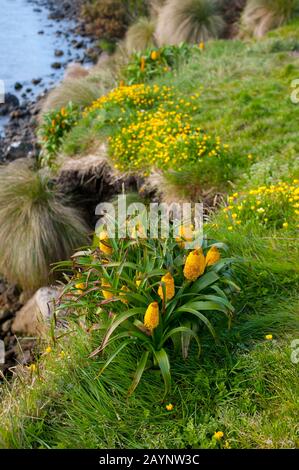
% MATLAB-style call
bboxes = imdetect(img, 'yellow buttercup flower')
[158,272,175,301]
[101,279,113,300]
[199,42,205,50]
[27,364,37,373]
[75,283,85,291]
[151,50,159,60]
[99,230,113,255]
[205,246,221,267]
[183,249,205,281]
[265,334,273,340]
[144,302,159,332]
[44,346,52,354]
[166,403,174,411]
[213,431,224,440]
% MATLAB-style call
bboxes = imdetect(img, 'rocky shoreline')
[0,0,98,163]
[0,0,98,376]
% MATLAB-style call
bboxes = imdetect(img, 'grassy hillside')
[0,20,299,449]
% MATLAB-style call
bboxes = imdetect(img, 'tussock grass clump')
[240,0,299,37]
[41,76,103,116]
[124,17,157,53]
[156,0,225,46]
[0,160,89,292]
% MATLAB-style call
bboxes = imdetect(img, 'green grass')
[62,22,299,193]
[1,20,299,450]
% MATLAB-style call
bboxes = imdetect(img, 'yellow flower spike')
[99,230,113,256]
[183,249,205,281]
[158,272,175,301]
[120,285,129,305]
[166,403,174,411]
[176,225,194,248]
[140,56,146,72]
[144,302,159,332]
[213,431,224,440]
[265,334,273,340]
[101,279,113,300]
[205,246,221,267]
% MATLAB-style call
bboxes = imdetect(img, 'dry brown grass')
[125,17,157,53]
[155,0,225,46]
[240,0,299,37]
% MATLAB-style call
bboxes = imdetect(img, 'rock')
[51,61,62,69]
[48,10,65,21]
[54,49,64,57]
[14,82,23,91]
[32,78,42,86]
[0,93,19,116]
[12,287,61,336]
[1,320,12,334]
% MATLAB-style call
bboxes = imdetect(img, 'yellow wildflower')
[158,272,175,301]
[183,249,205,281]
[282,222,289,229]
[214,431,224,440]
[265,334,273,340]
[205,246,221,267]
[44,346,52,354]
[199,42,205,50]
[75,283,85,291]
[166,403,174,411]
[144,302,159,332]
[101,279,113,300]
[99,230,113,255]
[151,50,159,60]
[27,364,37,373]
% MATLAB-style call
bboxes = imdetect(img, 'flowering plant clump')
[223,181,299,231]
[81,82,228,179]
[38,103,80,168]
[83,83,172,118]
[56,222,238,396]
[109,105,225,174]
[124,43,197,85]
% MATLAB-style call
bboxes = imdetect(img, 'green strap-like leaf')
[161,326,201,358]
[127,351,150,396]
[89,307,144,357]
[176,306,217,339]
[153,348,171,398]
[190,271,219,293]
